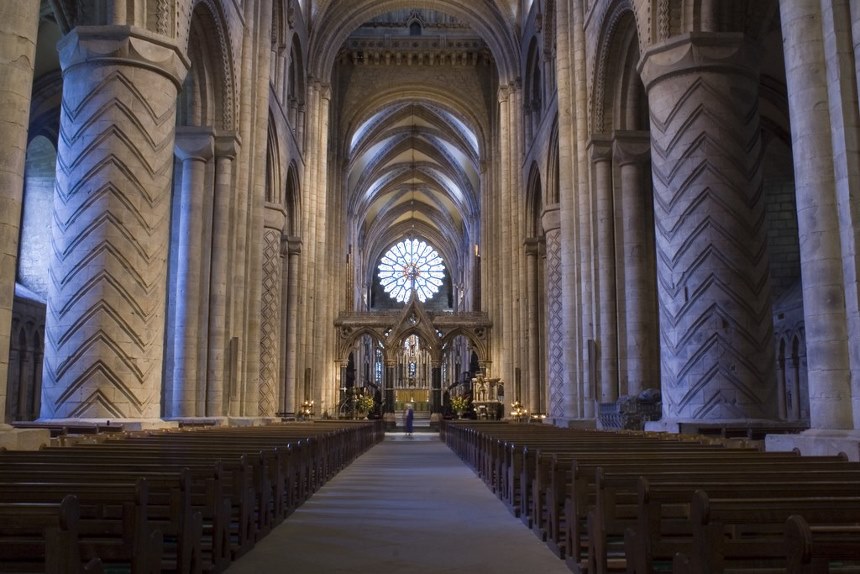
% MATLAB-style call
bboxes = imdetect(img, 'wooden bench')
[784,514,860,573]
[0,495,107,574]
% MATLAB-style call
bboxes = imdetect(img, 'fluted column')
[42,27,187,419]
[780,1,853,429]
[207,134,239,416]
[639,33,776,422]
[525,237,542,413]
[589,136,619,403]
[613,131,655,396]
[172,128,214,417]
[0,3,39,424]
[282,236,302,415]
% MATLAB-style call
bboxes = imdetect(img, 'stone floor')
[224,431,571,574]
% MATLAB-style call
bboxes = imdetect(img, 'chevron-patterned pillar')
[42,28,187,420]
[639,33,777,422]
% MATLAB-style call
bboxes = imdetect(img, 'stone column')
[43,27,187,420]
[431,362,442,413]
[384,360,395,414]
[259,206,285,417]
[525,237,542,413]
[589,136,619,404]
[207,134,239,416]
[172,128,214,417]
[282,236,302,415]
[0,2,39,425]
[543,205,564,418]
[613,131,655,396]
[639,33,776,422]
[497,85,514,400]
[780,2,853,429]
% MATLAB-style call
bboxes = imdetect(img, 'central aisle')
[225,432,571,574]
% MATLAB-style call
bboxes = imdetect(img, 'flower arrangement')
[450,395,470,413]
[356,394,375,413]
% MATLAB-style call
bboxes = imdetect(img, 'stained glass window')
[378,239,445,303]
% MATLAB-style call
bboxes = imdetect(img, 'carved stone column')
[613,131,655,396]
[172,128,214,417]
[639,33,776,422]
[0,2,39,424]
[43,27,187,419]
[542,205,564,418]
[589,136,619,403]
[259,206,285,417]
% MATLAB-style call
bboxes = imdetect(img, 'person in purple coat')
[404,404,414,437]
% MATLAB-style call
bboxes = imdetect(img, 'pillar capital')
[57,25,189,89]
[264,204,286,230]
[524,237,544,257]
[612,130,651,166]
[588,134,614,162]
[638,32,758,92]
[215,132,241,159]
[175,127,215,162]
[541,203,560,233]
[284,235,303,256]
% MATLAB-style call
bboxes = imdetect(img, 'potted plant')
[450,395,470,419]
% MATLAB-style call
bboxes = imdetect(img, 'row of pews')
[0,420,384,573]
[441,421,860,574]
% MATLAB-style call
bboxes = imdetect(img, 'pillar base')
[548,417,597,429]
[765,429,860,462]
[0,424,50,450]
[37,418,179,431]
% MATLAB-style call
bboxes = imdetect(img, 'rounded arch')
[285,161,302,236]
[309,0,519,84]
[526,161,543,237]
[178,0,236,130]
[591,1,646,133]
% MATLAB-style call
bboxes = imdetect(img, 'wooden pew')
[624,467,860,574]
[0,479,161,573]
[784,514,860,573]
[0,495,97,574]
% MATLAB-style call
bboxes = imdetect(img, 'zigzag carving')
[55,154,172,209]
[52,181,166,236]
[43,63,177,419]
[61,70,175,132]
[59,124,170,177]
[50,297,149,350]
[66,391,125,419]
[648,66,775,420]
[48,361,146,413]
